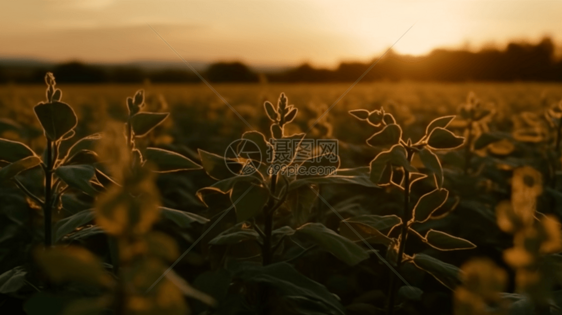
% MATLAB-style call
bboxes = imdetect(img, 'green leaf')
[424,229,476,251]
[54,210,95,242]
[0,118,22,136]
[341,214,402,234]
[130,112,169,137]
[296,223,369,266]
[397,286,423,302]
[166,269,216,306]
[413,188,448,223]
[289,168,377,190]
[209,174,262,194]
[94,168,118,188]
[61,195,90,214]
[425,116,455,135]
[412,253,461,290]
[0,138,36,163]
[473,132,508,150]
[55,165,99,196]
[209,225,259,245]
[287,184,318,226]
[367,110,385,127]
[33,101,78,141]
[389,145,416,172]
[0,156,42,182]
[366,124,402,147]
[264,101,278,121]
[231,181,269,222]
[36,246,113,287]
[419,148,443,188]
[271,123,283,139]
[241,131,271,163]
[272,226,296,242]
[509,297,534,315]
[383,113,397,125]
[192,269,232,310]
[427,127,465,150]
[284,108,298,123]
[60,130,75,141]
[65,150,98,165]
[234,262,346,315]
[0,266,27,294]
[459,106,471,120]
[64,226,104,243]
[473,108,491,121]
[339,215,397,246]
[159,207,209,229]
[369,151,391,185]
[52,89,62,102]
[127,97,137,116]
[198,149,242,180]
[349,109,370,121]
[133,89,144,107]
[144,147,201,173]
[62,134,101,162]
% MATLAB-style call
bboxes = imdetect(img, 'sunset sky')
[1,0,561,67]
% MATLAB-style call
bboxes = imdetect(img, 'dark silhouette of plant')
[196,93,370,314]
[0,73,102,247]
[456,92,494,175]
[28,84,210,314]
[348,107,475,314]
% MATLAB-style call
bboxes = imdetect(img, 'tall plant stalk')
[387,149,412,315]
[552,117,562,189]
[555,117,562,155]
[43,139,54,248]
[262,174,277,266]
[463,120,474,176]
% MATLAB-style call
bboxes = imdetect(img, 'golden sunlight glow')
[0,0,560,66]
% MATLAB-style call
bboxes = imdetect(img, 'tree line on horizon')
[1,37,561,84]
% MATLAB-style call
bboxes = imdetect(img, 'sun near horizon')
[0,0,560,68]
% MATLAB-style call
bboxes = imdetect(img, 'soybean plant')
[0,73,102,248]
[196,93,369,314]
[348,107,476,314]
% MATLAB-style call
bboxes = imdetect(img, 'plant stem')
[317,185,323,221]
[464,121,474,176]
[126,119,134,151]
[14,178,44,207]
[396,169,410,267]
[552,118,562,189]
[113,237,128,315]
[44,139,53,248]
[387,151,412,315]
[108,236,120,275]
[554,118,562,155]
[256,173,278,314]
[262,174,277,266]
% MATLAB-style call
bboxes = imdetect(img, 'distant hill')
[0,58,53,67]
[1,37,561,83]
